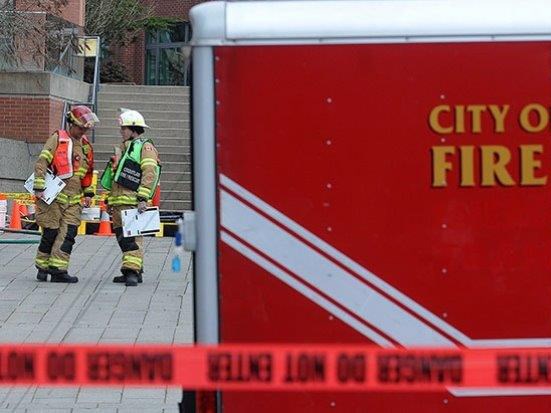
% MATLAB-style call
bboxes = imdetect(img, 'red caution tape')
[0,344,549,390]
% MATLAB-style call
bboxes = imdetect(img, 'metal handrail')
[61,101,69,129]
[81,36,101,142]
[57,36,101,142]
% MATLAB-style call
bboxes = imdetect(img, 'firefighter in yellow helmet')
[100,109,161,286]
[34,105,98,283]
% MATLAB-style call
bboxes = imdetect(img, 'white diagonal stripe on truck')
[220,188,455,346]
[221,230,394,347]
[220,174,551,349]
[220,174,464,345]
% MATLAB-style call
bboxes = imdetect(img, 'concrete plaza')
[0,234,193,412]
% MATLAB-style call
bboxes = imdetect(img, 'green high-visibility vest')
[100,138,160,198]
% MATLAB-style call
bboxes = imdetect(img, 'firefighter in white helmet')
[100,109,161,286]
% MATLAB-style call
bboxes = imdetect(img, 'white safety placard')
[122,207,161,237]
[24,171,66,205]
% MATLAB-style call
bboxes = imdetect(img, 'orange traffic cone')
[19,203,29,229]
[94,201,113,236]
[0,194,7,228]
[9,201,22,230]
[19,203,28,217]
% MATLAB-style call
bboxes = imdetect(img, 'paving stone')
[77,388,122,404]
[101,326,141,340]
[5,312,45,324]
[122,388,166,399]
[29,398,78,407]
[63,327,105,343]
[73,409,116,413]
[33,388,79,399]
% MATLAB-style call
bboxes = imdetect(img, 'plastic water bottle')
[171,218,184,272]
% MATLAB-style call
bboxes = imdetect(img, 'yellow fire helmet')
[117,109,150,129]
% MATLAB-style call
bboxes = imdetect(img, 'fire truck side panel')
[214,43,551,412]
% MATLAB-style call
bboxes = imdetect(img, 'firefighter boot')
[112,271,126,283]
[49,268,78,283]
[36,269,49,282]
[125,270,139,287]
[113,269,143,284]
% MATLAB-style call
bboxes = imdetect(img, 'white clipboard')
[24,171,66,205]
[121,207,161,237]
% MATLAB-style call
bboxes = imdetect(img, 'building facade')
[0,0,89,191]
[0,0,88,143]
[111,0,201,85]
[0,0,198,191]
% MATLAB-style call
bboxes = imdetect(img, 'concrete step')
[92,129,190,140]
[158,183,190,193]
[160,172,191,182]
[161,176,191,186]
[95,84,192,213]
[160,190,189,203]
[95,151,190,164]
[98,100,188,111]
[94,118,189,130]
[98,109,190,122]
[160,199,192,212]
[160,153,190,163]
[93,142,190,155]
[160,161,191,173]
[162,189,191,201]
[157,174,191,186]
[98,93,190,104]
[99,84,189,96]
[93,139,191,154]
[92,135,189,145]
[161,173,189,180]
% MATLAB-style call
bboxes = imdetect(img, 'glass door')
[145,22,192,86]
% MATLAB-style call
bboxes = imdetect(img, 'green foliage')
[138,16,180,33]
[85,57,130,83]
[99,60,131,83]
[85,0,154,46]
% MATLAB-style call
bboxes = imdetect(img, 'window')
[0,36,14,70]
[145,22,192,86]
[0,0,15,69]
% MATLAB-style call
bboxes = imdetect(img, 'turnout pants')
[35,201,81,272]
[111,205,144,272]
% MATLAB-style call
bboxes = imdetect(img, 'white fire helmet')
[118,109,150,128]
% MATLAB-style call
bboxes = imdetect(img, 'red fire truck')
[183,0,551,411]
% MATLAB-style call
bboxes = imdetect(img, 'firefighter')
[100,109,160,287]
[34,105,98,283]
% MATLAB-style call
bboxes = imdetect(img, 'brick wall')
[13,12,46,70]
[0,96,64,143]
[15,0,85,26]
[146,0,200,17]
[112,0,204,85]
[60,0,85,27]
[112,33,147,85]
